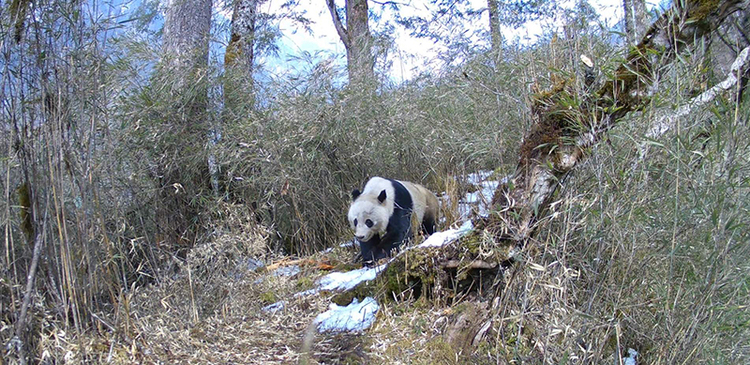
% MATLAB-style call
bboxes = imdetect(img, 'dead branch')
[646,46,750,140]
[491,0,746,246]
[442,259,498,270]
[11,194,49,365]
[266,258,334,271]
[325,0,350,48]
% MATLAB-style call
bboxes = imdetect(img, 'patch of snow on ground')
[417,220,474,248]
[314,297,379,333]
[465,170,493,185]
[261,301,286,313]
[623,348,638,365]
[316,264,386,292]
[339,239,358,248]
[293,288,320,297]
[458,171,503,218]
[321,239,358,254]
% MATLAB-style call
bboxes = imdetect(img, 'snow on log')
[311,220,475,295]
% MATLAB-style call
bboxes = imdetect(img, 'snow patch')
[316,265,385,292]
[339,239,358,248]
[314,297,379,333]
[293,288,320,297]
[261,301,286,313]
[623,348,638,365]
[274,265,300,277]
[455,171,504,219]
[417,220,474,248]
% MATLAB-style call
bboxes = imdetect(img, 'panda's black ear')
[378,190,387,203]
[351,189,361,201]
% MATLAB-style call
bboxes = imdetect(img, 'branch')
[325,0,349,48]
[370,0,405,6]
[491,0,745,246]
[646,46,750,139]
[12,193,49,364]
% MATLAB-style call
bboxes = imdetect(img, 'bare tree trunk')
[163,0,212,74]
[325,0,375,88]
[488,0,502,58]
[623,0,648,45]
[160,0,213,237]
[217,0,258,197]
[490,0,745,248]
[224,0,257,109]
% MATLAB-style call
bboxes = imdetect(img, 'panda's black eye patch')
[365,219,373,228]
[354,219,358,227]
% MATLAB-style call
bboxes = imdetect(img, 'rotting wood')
[442,259,498,270]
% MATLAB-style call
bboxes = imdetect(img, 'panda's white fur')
[348,177,439,263]
[348,177,395,241]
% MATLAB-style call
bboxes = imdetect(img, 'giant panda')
[347,177,439,265]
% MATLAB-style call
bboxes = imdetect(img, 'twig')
[12,193,49,364]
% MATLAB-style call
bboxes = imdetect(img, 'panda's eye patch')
[354,219,358,227]
[365,219,373,228]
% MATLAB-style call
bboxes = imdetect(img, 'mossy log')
[332,220,515,306]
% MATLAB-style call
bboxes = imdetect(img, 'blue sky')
[248,0,634,81]
[112,0,656,82]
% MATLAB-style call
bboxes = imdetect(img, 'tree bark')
[225,0,257,109]
[160,0,213,235]
[488,0,502,57]
[490,0,745,247]
[219,0,258,197]
[325,0,375,88]
[623,0,648,45]
[163,0,212,75]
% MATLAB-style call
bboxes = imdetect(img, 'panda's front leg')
[359,235,382,267]
[379,226,410,257]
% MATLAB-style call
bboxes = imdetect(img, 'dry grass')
[32,223,350,364]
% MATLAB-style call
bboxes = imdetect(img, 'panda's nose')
[356,235,366,240]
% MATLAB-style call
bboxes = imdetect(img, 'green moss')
[331,281,378,306]
[691,0,722,22]
[462,232,483,255]
[259,291,278,304]
[333,262,361,272]
[296,276,314,290]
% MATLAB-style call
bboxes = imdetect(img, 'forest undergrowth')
[1,0,749,363]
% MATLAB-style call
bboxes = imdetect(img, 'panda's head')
[347,188,389,243]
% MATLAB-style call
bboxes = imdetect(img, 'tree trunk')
[224,0,257,110]
[163,0,212,71]
[490,0,745,248]
[488,0,502,58]
[623,0,648,45]
[161,0,213,237]
[219,0,258,197]
[326,0,375,88]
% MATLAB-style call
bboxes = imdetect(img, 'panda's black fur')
[348,177,438,266]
